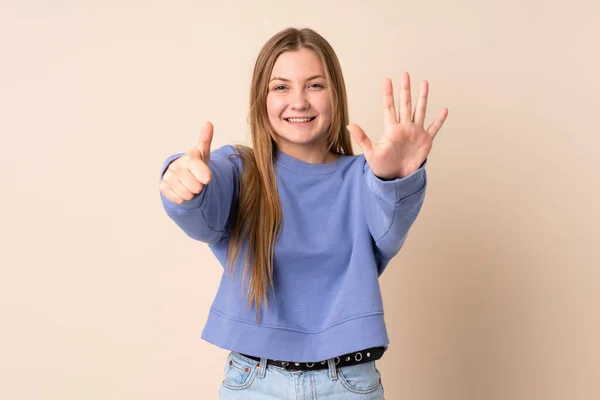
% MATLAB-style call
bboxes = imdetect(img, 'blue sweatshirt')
[159,145,426,362]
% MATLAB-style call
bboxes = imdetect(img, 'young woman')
[159,27,447,399]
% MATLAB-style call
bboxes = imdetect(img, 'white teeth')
[287,117,313,123]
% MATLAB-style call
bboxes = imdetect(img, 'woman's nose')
[290,90,310,110]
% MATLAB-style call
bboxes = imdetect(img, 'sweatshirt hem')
[201,308,390,362]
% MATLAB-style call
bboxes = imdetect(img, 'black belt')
[239,346,386,371]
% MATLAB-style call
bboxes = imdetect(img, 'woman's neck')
[275,144,339,165]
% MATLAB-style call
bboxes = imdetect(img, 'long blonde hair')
[227,28,354,323]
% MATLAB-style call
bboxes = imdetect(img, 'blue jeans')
[219,351,385,399]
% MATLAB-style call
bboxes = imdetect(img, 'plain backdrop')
[1,1,599,399]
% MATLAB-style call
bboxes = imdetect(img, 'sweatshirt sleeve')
[362,160,427,261]
[159,145,240,244]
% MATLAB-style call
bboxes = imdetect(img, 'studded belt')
[239,346,386,371]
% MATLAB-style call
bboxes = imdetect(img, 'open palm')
[348,72,448,179]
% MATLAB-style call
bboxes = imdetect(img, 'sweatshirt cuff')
[368,159,427,204]
[159,153,207,211]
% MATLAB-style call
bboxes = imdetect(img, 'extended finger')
[347,123,374,161]
[197,121,214,163]
[382,78,397,125]
[399,72,412,123]
[413,80,428,126]
[426,108,449,139]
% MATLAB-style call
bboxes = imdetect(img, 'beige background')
[1,1,599,399]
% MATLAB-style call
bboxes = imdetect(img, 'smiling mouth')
[284,117,316,123]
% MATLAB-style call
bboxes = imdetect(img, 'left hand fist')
[347,72,448,179]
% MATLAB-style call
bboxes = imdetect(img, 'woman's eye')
[271,83,323,91]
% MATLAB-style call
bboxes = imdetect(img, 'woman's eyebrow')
[269,75,325,82]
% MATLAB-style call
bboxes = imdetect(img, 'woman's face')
[266,48,333,158]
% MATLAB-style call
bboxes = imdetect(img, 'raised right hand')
[160,122,214,204]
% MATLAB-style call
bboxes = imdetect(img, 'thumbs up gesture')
[160,122,214,204]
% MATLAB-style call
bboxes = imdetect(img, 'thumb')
[196,121,214,162]
[347,124,373,161]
